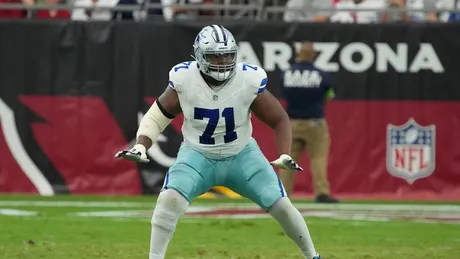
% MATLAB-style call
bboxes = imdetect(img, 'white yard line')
[0,201,153,207]
[1,200,460,212]
[2,199,459,224]
[0,209,37,216]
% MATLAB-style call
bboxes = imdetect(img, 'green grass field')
[1,195,459,259]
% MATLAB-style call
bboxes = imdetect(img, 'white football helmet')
[193,25,238,82]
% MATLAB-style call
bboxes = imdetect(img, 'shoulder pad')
[238,63,268,95]
[168,61,195,92]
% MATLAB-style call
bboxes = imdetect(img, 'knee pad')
[151,189,189,232]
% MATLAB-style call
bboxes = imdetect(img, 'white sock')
[268,197,318,259]
[149,189,189,259]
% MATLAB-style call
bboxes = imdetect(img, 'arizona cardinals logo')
[0,98,54,195]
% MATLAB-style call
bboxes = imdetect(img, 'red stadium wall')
[1,97,459,200]
[273,100,460,201]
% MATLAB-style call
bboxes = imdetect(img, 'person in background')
[278,41,338,204]
[381,0,439,22]
[111,0,137,20]
[145,0,163,20]
[72,0,118,20]
[36,0,71,19]
[283,0,334,22]
[380,0,411,21]
[160,0,215,21]
[407,0,439,22]
[438,0,460,22]
[330,0,386,23]
[0,0,34,19]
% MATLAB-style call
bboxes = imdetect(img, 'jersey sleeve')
[240,63,268,95]
[322,71,335,99]
[167,61,193,93]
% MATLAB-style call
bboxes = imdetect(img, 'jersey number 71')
[194,107,237,145]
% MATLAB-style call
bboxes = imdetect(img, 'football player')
[116,24,321,259]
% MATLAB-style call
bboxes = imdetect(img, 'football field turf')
[0,195,459,259]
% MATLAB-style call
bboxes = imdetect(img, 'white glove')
[115,144,150,163]
[270,154,303,171]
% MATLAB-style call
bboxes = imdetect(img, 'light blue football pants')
[162,138,286,211]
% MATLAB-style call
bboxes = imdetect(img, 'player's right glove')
[115,144,150,163]
[270,154,303,171]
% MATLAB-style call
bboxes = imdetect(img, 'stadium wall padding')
[0,21,459,200]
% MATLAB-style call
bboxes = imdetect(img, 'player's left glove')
[270,154,303,171]
[115,144,150,163]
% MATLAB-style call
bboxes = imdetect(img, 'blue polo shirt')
[281,62,333,119]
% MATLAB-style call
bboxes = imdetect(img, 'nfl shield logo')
[386,118,436,184]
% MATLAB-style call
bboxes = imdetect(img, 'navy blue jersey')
[281,62,333,119]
